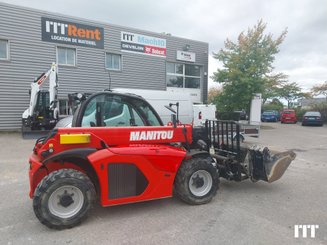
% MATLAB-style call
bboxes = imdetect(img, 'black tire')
[33,169,96,230]
[174,157,219,205]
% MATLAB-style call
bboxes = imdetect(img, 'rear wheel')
[174,157,219,205]
[33,169,96,229]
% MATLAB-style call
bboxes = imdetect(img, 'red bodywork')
[29,125,192,206]
[280,109,297,123]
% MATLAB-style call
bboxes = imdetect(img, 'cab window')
[81,94,161,127]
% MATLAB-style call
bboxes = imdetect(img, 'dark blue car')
[261,111,279,122]
[302,111,323,126]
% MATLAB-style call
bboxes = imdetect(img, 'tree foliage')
[212,20,287,112]
[277,82,311,108]
[262,98,284,111]
[207,87,222,104]
[311,81,327,98]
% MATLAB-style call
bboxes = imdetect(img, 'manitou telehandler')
[28,91,296,229]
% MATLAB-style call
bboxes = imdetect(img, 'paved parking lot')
[0,123,326,245]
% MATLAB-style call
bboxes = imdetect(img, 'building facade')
[0,2,208,130]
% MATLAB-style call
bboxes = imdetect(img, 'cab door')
[72,92,163,127]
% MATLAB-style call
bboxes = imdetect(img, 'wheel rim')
[189,170,213,197]
[48,185,84,219]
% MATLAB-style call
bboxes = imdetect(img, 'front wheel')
[174,158,219,205]
[33,169,96,229]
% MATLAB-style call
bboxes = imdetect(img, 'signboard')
[177,50,196,62]
[121,31,166,57]
[41,17,104,49]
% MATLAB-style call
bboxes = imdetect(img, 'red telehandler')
[28,91,296,229]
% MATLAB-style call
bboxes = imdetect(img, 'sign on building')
[41,17,104,49]
[121,31,166,57]
[177,50,196,62]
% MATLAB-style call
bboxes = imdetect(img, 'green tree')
[212,20,287,112]
[261,74,287,104]
[207,87,222,104]
[311,81,327,100]
[263,98,284,111]
[277,82,308,108]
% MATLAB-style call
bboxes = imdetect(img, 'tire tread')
[33,169,96,230]
[174,158,219,205]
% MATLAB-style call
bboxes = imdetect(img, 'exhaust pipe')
[247,146,296,183]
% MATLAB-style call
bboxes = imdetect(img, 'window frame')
[166,62,201,89]
[58,99,70,116]
[105,52,122,71]
[0,39,10,61]
[75,92,163,127]
[56,46,77,66]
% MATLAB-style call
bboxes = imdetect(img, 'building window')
[0,39,9,60]
[106,53,121,70]
[57,47,76,66]
[166,63,201,89]
[59,99,70,116]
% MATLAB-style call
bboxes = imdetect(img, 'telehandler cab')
[28,91,296,229]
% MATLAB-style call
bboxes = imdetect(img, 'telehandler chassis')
[28,92,295,229]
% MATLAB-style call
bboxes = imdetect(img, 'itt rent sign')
[41,17,104,49]
[121,31,166,57]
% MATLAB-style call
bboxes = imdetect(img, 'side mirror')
[171,114,177,128]
[165,105,176,114]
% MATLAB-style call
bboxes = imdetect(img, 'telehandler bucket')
[203,120,296,183]
[247,146,296,183]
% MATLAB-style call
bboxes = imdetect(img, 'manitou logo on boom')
[130,130,174,141]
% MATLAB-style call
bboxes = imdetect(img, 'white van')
[193,104,216,126]
[55,89,194,128]
[113,88,194,125]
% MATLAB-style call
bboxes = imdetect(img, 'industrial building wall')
[0,2,208,130]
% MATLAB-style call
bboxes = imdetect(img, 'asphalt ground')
[0,122,326,245]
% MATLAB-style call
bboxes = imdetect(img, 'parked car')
[280,109,297,124]
[234,109,248,120]
[302,111,323,126]
[261,110,279,122]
